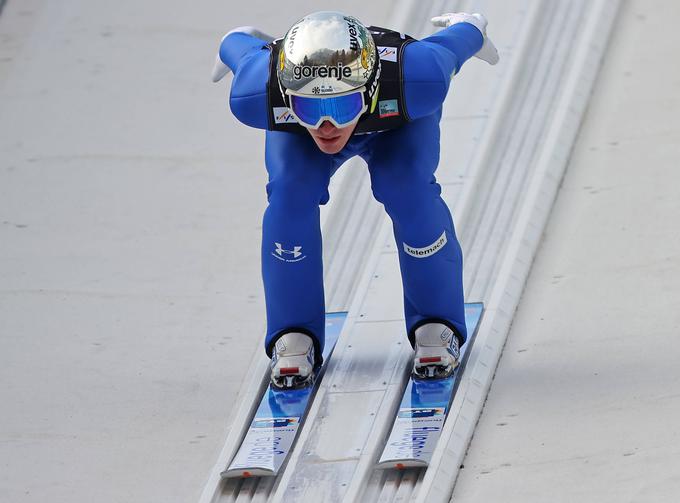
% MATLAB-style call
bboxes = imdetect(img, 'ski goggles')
[286,87,367,129]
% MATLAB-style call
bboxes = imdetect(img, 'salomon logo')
[440,328,452,343]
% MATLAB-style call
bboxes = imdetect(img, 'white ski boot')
[270,332,316,389]
[412,322,461,379]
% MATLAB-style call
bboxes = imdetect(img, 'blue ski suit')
[218,23,484,362]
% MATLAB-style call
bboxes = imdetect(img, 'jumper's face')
[307,121,356,154]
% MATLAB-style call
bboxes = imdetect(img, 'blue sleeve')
[219,32,271,130]
[403,23,484,120]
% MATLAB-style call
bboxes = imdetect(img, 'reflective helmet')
[277,11,381,129]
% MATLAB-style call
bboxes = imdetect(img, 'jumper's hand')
[211,26,275,82]
[431,12,499,65]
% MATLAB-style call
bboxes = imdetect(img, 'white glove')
[211,26,275,82]
[431,12,499,65]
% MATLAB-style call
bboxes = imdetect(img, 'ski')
[376,302,484,469]
[221,312,347,478]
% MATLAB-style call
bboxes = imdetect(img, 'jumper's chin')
[308,121,356,154]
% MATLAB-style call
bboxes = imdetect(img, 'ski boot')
[412,322,461,379]
[270,332,316,389]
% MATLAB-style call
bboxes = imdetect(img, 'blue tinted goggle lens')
[290,92,364,128]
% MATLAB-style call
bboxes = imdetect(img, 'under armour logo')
[275,243,302,258]
[272,243,306,262]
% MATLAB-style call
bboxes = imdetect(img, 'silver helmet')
[277,11,379,100]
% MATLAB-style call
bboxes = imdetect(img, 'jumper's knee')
[370,169,439,220]
[266,169,331,216]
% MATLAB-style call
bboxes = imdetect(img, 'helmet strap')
[277,76,290,108]
[369,83,380,113]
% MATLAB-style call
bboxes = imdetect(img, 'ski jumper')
[218,23,484,363]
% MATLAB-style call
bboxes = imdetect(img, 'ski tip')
[465,301,484,309]
[220,467,276,479]
[375,458,429,470]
